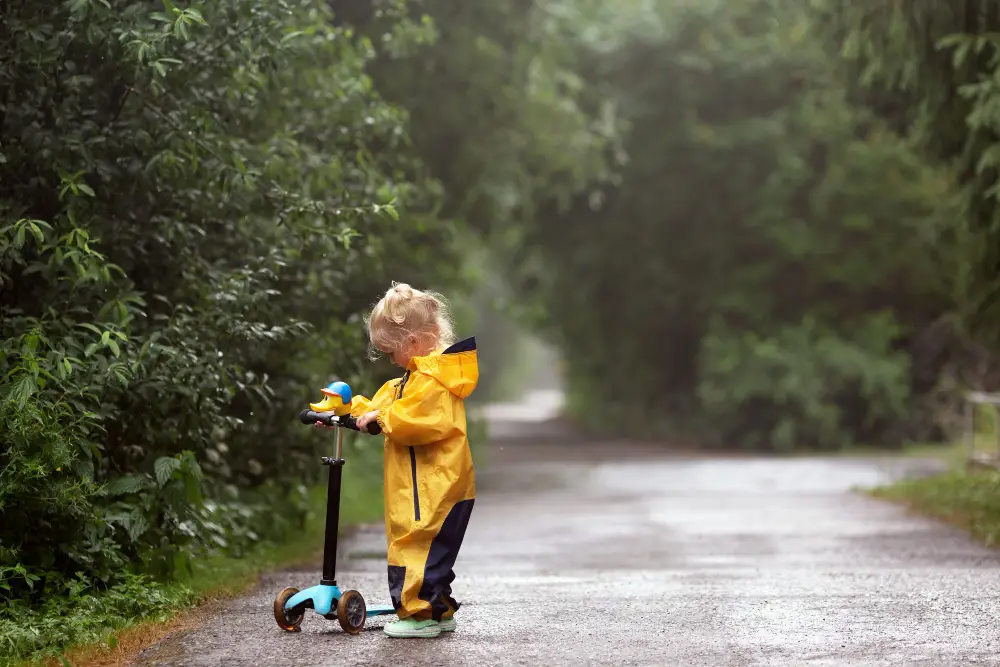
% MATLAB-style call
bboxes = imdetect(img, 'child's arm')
[375,372,461,447]
[348,378,397,416]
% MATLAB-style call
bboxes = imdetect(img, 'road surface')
[135,438,1000,666]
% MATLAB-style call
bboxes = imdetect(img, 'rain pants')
[349,336,478,620]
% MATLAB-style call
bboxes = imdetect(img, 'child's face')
[388,344,413,369]
[388,336,425,368]
[385,333,435,368]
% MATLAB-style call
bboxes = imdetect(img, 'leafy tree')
[0,0,460,612]
[826,0,1000,352]
[339,0,965,449]
[514,0,956,449]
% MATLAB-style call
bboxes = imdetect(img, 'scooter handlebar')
[298,409,382,435]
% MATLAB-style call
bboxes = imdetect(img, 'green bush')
[467,0,955,449]
[828,0,1000,352]
[343,0,967,450]
[698,316,911,451]
[871,469,1000,547]
[0,0,461,635]
[0,572,194,663]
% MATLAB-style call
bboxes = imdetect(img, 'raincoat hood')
[409,336,479,399]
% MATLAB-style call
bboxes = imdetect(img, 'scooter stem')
[320,428,345,586]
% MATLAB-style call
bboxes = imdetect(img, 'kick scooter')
[272,381,396,634]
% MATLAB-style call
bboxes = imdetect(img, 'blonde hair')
[366,282,456,360]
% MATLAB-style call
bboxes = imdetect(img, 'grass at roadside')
[4,456,384,667]
[868,467,1000,547]
[860,424,1000,550]
[839,440,966,466]
[771,438,974,468]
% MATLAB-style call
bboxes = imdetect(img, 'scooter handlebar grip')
[338,414,383,436]
[299,409,335,426]
[298,409,382,435]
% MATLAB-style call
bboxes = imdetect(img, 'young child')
[346,282,478,639]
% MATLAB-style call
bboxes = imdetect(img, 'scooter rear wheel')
[274,587,305,632]
[337,589,367,635]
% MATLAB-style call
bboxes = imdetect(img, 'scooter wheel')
[337,589,367,635]
[274,587,305,632]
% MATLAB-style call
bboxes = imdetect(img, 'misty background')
[4,0,1000,661]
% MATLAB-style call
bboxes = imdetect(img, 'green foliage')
[1,0,461,658]
[497,0,954,449]
[9,0,1000,654]
[698,316,912,451]
[871,468,1000,547]
[347,0,623,268]
[332,0,971,450]
[0,466,383,665]
[0,572,195,664]
[826,0,1000,350]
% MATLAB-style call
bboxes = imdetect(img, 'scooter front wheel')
[274,587,305,632]
[337,589,367,635]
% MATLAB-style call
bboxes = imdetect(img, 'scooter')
[272,381,396,635]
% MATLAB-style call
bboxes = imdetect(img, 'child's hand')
[356,410,379,431]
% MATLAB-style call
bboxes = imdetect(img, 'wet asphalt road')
[135,442,1000,666]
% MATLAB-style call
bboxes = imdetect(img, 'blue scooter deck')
[367,604,396,617]
[285,584,396,618]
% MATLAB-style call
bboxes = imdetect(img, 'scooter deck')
[367,604,396,617]
[286,584,397,618]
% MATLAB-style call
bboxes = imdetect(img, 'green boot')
[438,617,456,632]
[383,617,441,638]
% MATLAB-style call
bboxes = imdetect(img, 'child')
[347,282,478,639]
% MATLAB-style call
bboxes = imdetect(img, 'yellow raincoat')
[349,336,478,620]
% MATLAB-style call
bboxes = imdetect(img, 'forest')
[3,0,1000,662]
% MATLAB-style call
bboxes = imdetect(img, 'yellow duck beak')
[310,394,349,415]
[309,380,353,416]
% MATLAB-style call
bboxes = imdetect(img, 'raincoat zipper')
[396,371,420,522]
[409,447,420,522]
